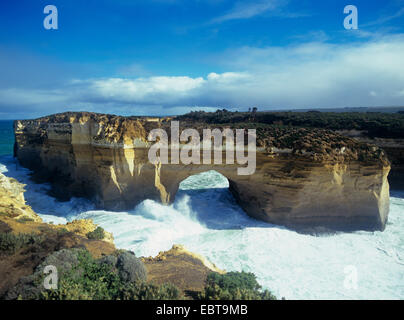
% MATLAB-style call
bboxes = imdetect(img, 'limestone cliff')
[353,137,404,189]
[0,172,41,223]
[336,129,404,190]
[14,112,391,231]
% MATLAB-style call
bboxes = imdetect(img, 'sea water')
[0,121,14,156]
[0,133,403,299]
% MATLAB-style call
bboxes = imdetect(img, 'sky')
[0,0,404,119]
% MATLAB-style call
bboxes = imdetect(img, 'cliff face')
[336,130,404,190]
[0,172,41,223]
[14,112,391,232]
[356,137,404,190]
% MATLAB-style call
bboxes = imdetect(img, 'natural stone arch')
[14,112,390,232]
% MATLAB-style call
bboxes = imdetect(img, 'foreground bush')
[34,249,177,300]
[200,271,277,300]
[0,232,44,255]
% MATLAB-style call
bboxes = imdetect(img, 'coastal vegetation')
[200,271,277,300]
[39,249,181,300]
[1,235,275,300]
[86,226,106,240]
[0,232,44,255]
[177,110,404,139]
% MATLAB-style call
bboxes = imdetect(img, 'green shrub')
[200,271,277,300]
[0,233,44,255]
[86,227,105,240]
[177,110,404,139]
[39,249,179,300]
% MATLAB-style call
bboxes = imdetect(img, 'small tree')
[86,227,105,240]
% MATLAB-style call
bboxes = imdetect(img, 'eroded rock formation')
[14,112,391,231]
[142,244,225,295]
[0,172,41,223]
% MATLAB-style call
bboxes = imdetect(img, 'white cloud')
[1,34,404,117]
[86,76,206,104]
[211,0,284,23]
[362,8,404,27]
[207,72,250,82]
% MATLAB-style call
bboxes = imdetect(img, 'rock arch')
[14,112,390,232]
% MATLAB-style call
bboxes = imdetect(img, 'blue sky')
[0,0,404,119]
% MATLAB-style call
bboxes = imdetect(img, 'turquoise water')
[0,121,14,156]
[0,126,403,299]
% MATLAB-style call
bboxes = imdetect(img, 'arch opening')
[174,170,268,230]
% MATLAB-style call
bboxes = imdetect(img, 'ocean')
[0,120,403,299]
[0,121,14,156]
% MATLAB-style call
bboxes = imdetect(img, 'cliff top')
[15,111,390,165]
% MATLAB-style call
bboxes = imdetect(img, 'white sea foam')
[1,154,403,300]
[0,163,8,173]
